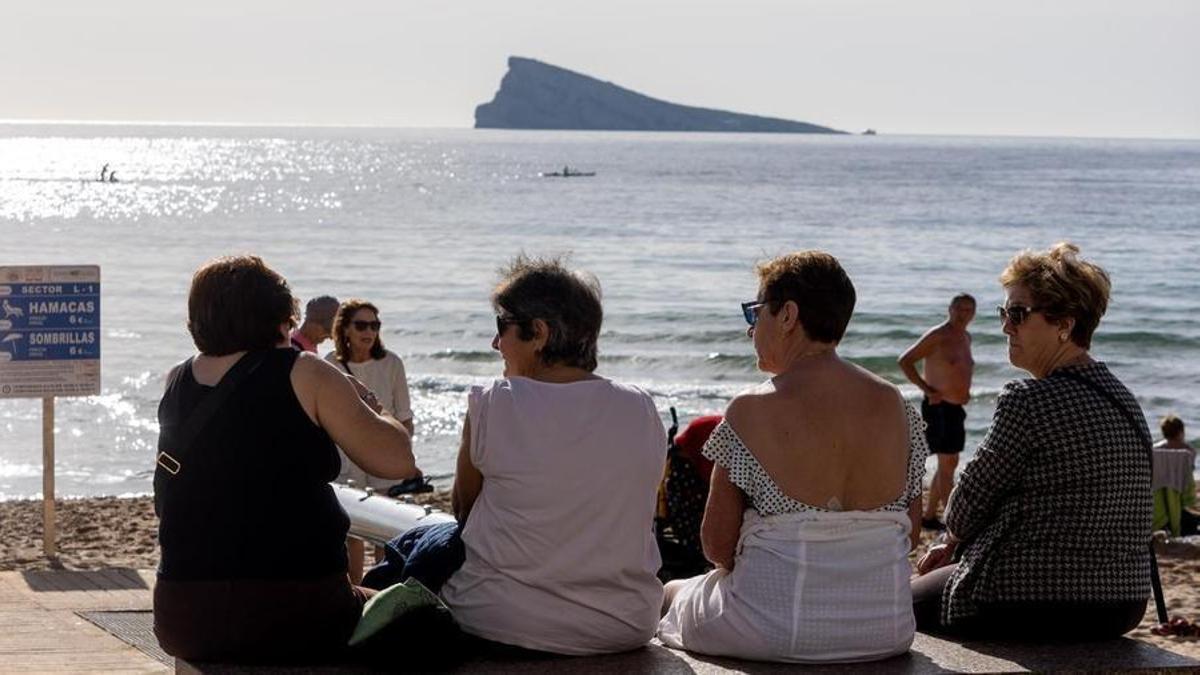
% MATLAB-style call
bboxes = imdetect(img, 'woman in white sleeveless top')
[658,251,928,663]
[441,255,666,655]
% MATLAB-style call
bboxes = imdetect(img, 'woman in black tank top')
[153,256,418,662]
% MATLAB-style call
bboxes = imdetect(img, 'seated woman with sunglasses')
[154,256,416,662]
[658,251,928,663]
[326,299,417,581]
[438,255,667,655]
[912,242,1152,640]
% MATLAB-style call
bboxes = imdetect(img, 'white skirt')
[658,509,915,664]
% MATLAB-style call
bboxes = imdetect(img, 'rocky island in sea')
[475,56,844,134]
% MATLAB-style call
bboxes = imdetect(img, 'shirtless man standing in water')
[899,294,976,530]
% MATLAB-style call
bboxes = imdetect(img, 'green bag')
[348,577,447,646]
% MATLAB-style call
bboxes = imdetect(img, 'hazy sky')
[3,0,1197,138]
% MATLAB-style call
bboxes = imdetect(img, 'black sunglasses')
[741,300,768,327]
[351,320,381,332]
[495,315,525,335]
[997,305,1042,327]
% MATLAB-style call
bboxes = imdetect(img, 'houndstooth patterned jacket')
[942,362,1152,625]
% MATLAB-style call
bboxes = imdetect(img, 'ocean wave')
[844,354,905,373]
[852,328,924,341]
[0,462,41,479]
[413,349,760,372]
[602,329,748,345]
[1095,331,1200,349]
[409,376,473,393]
[702,352,757,368]
[423,349,497,363]
[408,348,1021,382]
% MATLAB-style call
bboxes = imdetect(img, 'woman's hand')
[916,540,958,575]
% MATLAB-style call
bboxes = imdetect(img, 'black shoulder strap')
[666,406,680,457]
[1054,369,1151,452]
[338,357,353,375]
[1053,368,1167,624]
[156,350,269,477]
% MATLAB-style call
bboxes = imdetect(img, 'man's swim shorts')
[921,397,966,455]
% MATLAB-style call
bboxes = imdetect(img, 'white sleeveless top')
[440,376,666,655]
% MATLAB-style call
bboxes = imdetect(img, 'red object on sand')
[1151,616,1200,637]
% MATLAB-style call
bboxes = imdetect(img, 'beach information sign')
[0,265,101,398]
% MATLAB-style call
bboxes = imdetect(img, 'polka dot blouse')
[701,403,929,516]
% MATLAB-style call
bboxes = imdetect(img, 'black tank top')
[156,348,350,581]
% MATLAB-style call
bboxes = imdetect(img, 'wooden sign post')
[42,397,55,558]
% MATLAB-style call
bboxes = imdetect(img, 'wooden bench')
[177,490,1200,672]
[177,633,1199,673]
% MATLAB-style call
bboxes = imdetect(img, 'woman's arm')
[908,497,922,551]
[451,416,483,522]
[944,384,1032,542]
[898,328,944,402]
[298,356,417,480]
[916,534,960,575]
[701,466,745,570]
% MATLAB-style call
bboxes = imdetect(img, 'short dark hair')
[187,255,297,356]
[492,255,603,372]
[755,251,856,343]
[1161,414,1185,440]
[332,299,387,362]
[304,295,340,330]
[951,293,976,307]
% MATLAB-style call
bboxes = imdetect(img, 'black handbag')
[154,350,268,515]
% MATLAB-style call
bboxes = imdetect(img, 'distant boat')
[541,166,596,178]
[862,129,877,136]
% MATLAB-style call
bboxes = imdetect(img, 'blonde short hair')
[999,242,1110,349]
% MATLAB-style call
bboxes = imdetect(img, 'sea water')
[1,126,1198,498]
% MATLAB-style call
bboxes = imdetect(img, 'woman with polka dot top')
[657,251,928,664]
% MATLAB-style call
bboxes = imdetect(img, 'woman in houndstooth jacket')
[912,242,1152,640]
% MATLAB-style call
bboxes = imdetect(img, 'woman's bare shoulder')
[292,351,343,384]
[725,381,777,426]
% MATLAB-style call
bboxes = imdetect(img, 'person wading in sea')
[899,293,976,530]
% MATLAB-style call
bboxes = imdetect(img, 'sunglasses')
[741,300,768,327]
[997,305,1042,327]
[495,315,525,335]
[351,320,382,332]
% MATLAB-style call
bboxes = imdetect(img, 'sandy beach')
[3,492,1199,660]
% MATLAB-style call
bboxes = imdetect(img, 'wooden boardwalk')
[0,568,165,673]
[1,567,1198,673]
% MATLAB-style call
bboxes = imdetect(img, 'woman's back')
[942,362,1152,624]
[660,357,927,663]
[156,348,348,581]
[441,376,666,655]
[729,357,909,512]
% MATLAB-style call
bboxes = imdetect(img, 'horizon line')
[0,118,1197,143]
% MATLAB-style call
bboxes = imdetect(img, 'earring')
[1059,332,1068,343]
